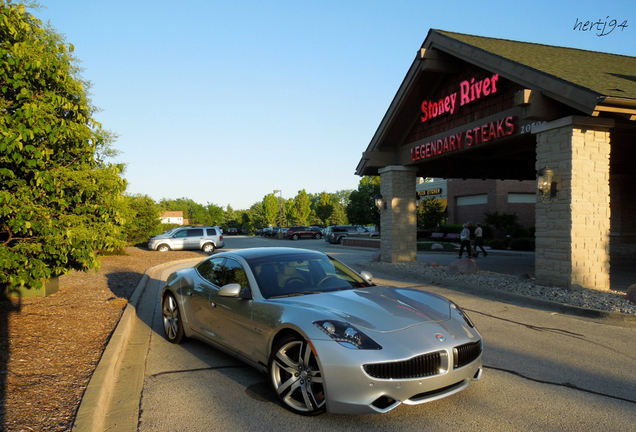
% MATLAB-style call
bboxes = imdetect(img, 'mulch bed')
[0,247,206,432]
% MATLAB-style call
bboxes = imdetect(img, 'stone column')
[378,166,418,262]
[534,116,613,291]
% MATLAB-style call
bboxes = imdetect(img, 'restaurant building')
[357,30,636,291]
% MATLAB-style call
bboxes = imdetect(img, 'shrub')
[510,237,535,251]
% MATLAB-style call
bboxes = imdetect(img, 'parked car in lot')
[287,226,322,240]
[161,247,482,415]
[324,225,379,244]
[148,226,224,253]
[262,227,280,238]
[227,228,239,235]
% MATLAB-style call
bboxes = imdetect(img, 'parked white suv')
[148,226,224,253]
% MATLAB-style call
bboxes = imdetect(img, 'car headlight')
[451,302,475,328]
[313,320,382,350]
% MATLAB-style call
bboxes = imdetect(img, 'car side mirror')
[219,283,252,299]
[360,271,373,284]
[219,283,242,297]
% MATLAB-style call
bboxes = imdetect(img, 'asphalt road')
[112,237,636,431]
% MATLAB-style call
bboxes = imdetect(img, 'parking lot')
[84,236,636,431]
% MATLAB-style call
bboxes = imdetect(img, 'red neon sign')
[421,73,500,123]
[411,116,516,161]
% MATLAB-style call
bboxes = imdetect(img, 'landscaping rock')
[371,251,381,262]
[446,258,479,275]
[431,243,444,250]
[627,284,636,304]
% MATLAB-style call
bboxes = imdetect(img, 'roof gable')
[435,30,636,100]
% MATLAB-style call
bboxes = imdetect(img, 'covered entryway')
[357,30,636,291]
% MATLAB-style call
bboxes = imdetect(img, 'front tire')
[268,335,326,415]
[162,293,185,344]
[157,244,171,252]
[292,234,299,241]
[314,233,321,239]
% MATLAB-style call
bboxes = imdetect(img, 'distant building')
[417,178,535,227]
[160,211,184,225]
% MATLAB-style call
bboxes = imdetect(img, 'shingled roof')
[433,30,636,101]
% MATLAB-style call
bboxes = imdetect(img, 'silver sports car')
[161,247,483,415]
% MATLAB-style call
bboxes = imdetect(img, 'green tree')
[224,204,236,227]
[206,203,224,226]
[484,211,520,237]
[1,2,127,289]
[248,202,265,230]
[417,197,446,229]
[346,177,380,226]
[123,195,161,245]
[293,189,311,225]
[284,198,298,226]
[262,193,278,226]
[315,192,334,226]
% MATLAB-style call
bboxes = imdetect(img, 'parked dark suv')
[287,226,322,240]
[324,225,379,244]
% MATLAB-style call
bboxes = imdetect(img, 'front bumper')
[311,327,482,414]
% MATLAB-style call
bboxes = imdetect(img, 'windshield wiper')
[270,291,323,298]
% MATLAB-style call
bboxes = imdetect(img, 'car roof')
[220,247,325,261]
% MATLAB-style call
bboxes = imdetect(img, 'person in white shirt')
[458,223,472,259]
[474,223,487,257]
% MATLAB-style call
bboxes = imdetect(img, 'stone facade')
[379,166,418,262]
[534,117,613,291]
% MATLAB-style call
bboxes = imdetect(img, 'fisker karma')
[161,247,483,415]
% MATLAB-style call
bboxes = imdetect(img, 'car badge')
[435,334,445,342]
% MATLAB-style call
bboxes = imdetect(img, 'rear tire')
[292,234,299,241]
[338,236,344,245]
[314,233,321,239]
[202,242,215,253]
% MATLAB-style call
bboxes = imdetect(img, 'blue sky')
[35,0,635,209]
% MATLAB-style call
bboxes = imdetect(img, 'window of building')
[508,193,536,203]
[457,194,488,206]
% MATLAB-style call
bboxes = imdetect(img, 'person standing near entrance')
[474,223,487,257]
[458,223,472,259]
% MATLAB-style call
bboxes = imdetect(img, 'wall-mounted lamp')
[374,193,386,210]
[537,167,557,203]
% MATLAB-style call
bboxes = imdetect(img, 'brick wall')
[447,179,535,228]
[379,166,418,262]
[535,120,611,291]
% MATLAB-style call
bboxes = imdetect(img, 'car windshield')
[247,253,371,299]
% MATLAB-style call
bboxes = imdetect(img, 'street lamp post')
[273,190,284,228]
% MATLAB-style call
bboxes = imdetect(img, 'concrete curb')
[357,263,636,329]
[73,258,202,432]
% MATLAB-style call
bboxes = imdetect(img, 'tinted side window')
[206,228,218,236]
[222,259,249,289]
[174,230,188,238]
[197,258,225,286]
[188,229,204,237]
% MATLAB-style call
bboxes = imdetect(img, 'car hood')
[275,286,451,332]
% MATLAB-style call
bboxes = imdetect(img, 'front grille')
[453,340,482,369]
[364,352,442,379]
